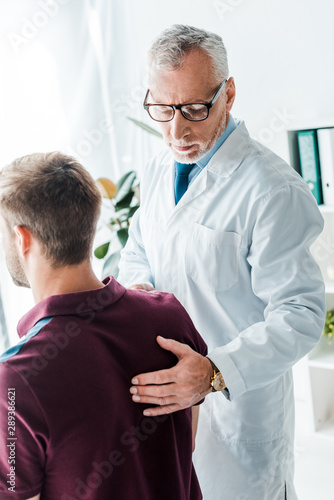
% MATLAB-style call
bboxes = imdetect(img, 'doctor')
[118,24,325,500]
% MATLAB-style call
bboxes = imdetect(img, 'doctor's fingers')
[131,366,177,387]
[128,283,155,291]
[142,403,182,417]
[132,393,195,416]
[139,392,205,416]
[130,381,179,400]
[132,393,180,409]
[131,386,200,409]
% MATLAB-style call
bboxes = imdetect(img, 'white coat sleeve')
[208,183,326,400]
[117,208,155,288]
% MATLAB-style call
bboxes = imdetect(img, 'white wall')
[130,0,334,163]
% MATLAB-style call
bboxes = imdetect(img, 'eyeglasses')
[143,79,228,122]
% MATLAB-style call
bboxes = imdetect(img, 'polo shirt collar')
[17,276,126,338]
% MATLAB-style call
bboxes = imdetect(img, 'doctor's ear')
[14,226,32,257]
[225,77,236,112]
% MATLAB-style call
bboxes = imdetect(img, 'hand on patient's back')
[130,336,212,416]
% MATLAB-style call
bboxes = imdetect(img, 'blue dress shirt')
[175,114,239,189]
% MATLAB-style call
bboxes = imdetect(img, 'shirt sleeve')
[168,296,208,405]
[117,208,155,288]
[172,296,208,359]
[0,363,47,499]
[208,183,326,400]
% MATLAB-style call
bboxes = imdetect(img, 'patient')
[0,152,206,500]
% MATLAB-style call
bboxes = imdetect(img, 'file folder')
[317,128,334,206]
[297,130,323,204]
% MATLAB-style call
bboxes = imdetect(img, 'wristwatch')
[208,358,227,392]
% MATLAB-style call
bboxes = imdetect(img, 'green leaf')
[94,242,110,259]
[114,171,137,203]
[116,205,140,222]
[127,205,140,218]
[102,251,121,278]
[127,117,163,139]
[115,191,135,211]
[117,227,129,247]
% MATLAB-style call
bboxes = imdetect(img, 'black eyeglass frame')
[143,79,228,122]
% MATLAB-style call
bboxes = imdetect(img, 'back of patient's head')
[0,152,102,268]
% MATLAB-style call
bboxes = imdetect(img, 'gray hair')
[147,24,229,82]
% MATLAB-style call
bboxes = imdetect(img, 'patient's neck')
[29,259,104,304]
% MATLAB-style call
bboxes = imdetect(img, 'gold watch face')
[212,372,226,391]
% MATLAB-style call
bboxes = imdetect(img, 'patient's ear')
[14,226,32,257]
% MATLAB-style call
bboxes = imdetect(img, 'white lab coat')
[118,121,325,500]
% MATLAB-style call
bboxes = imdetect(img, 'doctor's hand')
[130,336,213,416]
[128,283,156,291]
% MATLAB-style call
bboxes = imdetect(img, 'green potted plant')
[94,171,140,278]
[324,308,334,344]
[94,118,161,277]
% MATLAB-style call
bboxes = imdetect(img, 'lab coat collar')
[206,120,251,177]
[161,120,251,215]
[159,120,251,178]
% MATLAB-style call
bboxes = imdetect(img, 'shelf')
[319,205,334,213]
[308,336,334,369]
[299,196,334,443]
[309,355,334,370]
[302,203,334,444]
[313,418,334,441]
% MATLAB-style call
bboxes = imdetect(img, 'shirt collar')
[17,276,126,338]
[196,113,238,170]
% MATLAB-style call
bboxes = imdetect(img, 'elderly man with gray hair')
[118,24,325,500]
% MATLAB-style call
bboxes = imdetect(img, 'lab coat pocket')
[209,380,285,444]
[185,224,241,291]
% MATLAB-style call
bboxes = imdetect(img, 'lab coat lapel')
[175,167,208,207]
[167,166,208,225]
[159,156,177,218]
[165,120,251,223]
[206,121,251,178]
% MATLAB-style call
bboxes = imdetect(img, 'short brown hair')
[0,152,102,268]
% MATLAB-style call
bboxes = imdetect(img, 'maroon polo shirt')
[0,277,207,500]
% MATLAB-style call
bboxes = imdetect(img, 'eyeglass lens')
[149,103,209,122]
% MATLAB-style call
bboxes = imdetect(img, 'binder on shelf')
[297,130,323,205]
[287,130,301,174]
[317,128,334,206]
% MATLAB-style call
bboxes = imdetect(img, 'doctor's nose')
[169,110,191,141]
